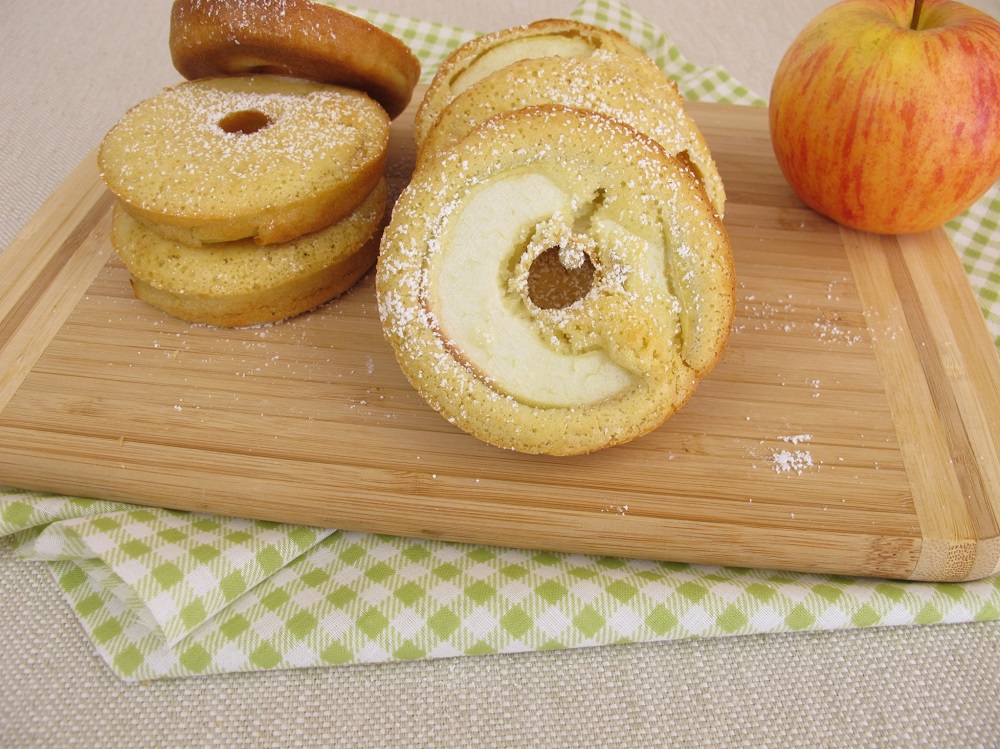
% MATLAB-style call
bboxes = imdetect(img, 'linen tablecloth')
[2,0,999,681]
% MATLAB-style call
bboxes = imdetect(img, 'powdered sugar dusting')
[771,448,814,475]
[746,432,820,476]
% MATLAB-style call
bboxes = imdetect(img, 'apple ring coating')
[377,105,736,455]
[413,18,649,147]
[417,50,726,219]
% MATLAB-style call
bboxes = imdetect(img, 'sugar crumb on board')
[730,278,877,346]
[746,432,821,476]
[601,503,630,515]
[770,448,814,475]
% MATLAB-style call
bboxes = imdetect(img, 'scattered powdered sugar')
[812,318,864,346]
[778,433,812,445]
[601,503,630,515]
[733,281,865,346]
[770,448,814,475]
[747,432,819,476]
[773,433,815,474]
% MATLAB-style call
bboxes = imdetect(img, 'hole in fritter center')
[218,109,273,135]
[527,247,596,310]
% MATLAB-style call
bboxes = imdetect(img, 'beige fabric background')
[2,1,1000,746]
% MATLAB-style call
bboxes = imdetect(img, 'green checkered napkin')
[2,0,999,680]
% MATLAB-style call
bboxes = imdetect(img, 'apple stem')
[910,0,924,29]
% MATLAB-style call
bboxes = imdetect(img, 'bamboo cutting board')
[2,95,1000,582]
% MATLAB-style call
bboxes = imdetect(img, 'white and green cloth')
[2,0,999,680]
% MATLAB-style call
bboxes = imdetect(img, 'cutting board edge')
[0,452,935,581]
[841,226,1000,582]
[0,150,114,412]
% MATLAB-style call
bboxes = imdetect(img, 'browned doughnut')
[169,0,420,118]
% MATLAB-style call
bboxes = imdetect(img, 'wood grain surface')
[2,95,999,581]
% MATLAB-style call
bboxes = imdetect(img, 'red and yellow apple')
[769,0,1000,234]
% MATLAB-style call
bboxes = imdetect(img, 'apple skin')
[769,0,1000,234]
